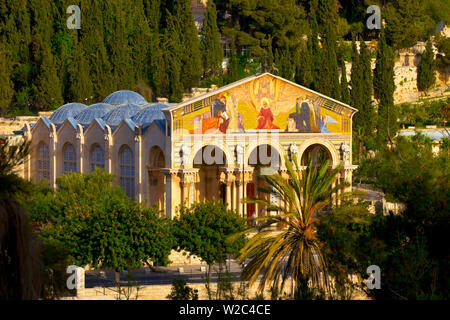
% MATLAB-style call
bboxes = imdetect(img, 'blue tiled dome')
[49,103,87,124]
[131,104,167,129]
[101,103,146,127]
[75,103,116,125]
[103,90,147,105]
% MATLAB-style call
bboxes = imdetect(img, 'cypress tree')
[351,39,363,128]
[165,12,183,103]
[0,45,15,114]
[67,42,93,103]
[317,0,341,100]
[359,40,376,141]
[110,3,134,90]
[173,0,202,90]
[32,36,63,110]
[128,0,151,83]
[201,1,223,79]
[228,38,239,83]
[309,0,321,91]
[295,39,313,88]
[417,40,436,93]
[149,31,168,99]
[339,57,350,105]
[374,27,397,144]
[80,0,114,100]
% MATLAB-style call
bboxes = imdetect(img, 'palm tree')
[236,153,346,296]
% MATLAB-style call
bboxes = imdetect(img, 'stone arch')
[297,138,340,168]
[190,139,232,167]
[246,140,285,169]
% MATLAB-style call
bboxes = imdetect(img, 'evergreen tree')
[374,28,397,144]
[359,41,376,141]
[228,38,239,83]
[309,0,321,90]
[201,1,223,79]
[417,40,436,93]
[351,39,363,127]
[32,36,63,110]
[164,12,183,103]
[172,0,202,90]
[127,0,151,83]
[67,42,93,103]
[80,0,114,100]
[339,57,350,105]
[0,0,32,94]
[110,3,134,90]
[275,47,295,81]
[317,0,341,100]
[0,45,15,114]
[295,41,313,88]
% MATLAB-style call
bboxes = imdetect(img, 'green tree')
[32,169,175,287]
[238,155,345,295]
[356,134,450,299]
[32,36,63,110]
[384,0,434,49]
[173,0,202,90]
[167,279,199,300]
[67,42,93,103]
[339,57,350,105]
[164,12,183,102]
[173,200,246,299]
[0,45,15,114]
[227,38,239,83]
[110,3,134,90]
[374,28,397,145]
[201,1,223,79]
[295,41,313,88]
[316,0,340,100]
[357,41,376,146]
[417,40,436,94]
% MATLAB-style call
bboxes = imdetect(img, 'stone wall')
[63,278,369,300]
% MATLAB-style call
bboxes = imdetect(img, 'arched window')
[90,145,105,171]
[63,143,77,173]
[119,146,135,199]
[37,142,50,182]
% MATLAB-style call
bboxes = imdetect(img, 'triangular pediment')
[165,73,357,136]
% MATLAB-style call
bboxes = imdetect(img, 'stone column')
[134,127,142,203]
[76,124,84,174]
[104,125,112,174]
[235,178,243,217]
[49,123,57,189]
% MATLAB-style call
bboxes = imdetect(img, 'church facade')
[24,73,357,219]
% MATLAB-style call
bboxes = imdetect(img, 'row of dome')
[48,90,170,128]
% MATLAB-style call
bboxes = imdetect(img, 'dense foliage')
[353,134,450,299]
[29,169,175,271]
[0,0,448,115]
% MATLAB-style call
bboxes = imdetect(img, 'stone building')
[24,73,357,219]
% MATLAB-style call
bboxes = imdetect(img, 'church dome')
[75,103,116,125]
[49,103,87,124]
[131,104,167,129]
[103,90,148,105]
[101,103,146,127]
